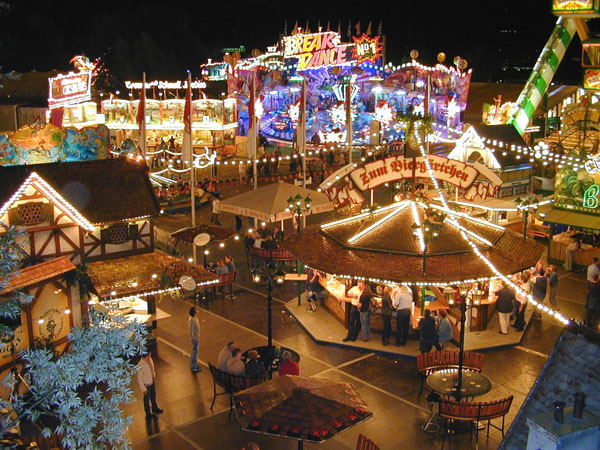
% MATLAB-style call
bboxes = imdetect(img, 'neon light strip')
[427,202,505,230]
[321,201,405,229]
[347,202,409,243]
[411,202,421,226]
[447,199,518,213]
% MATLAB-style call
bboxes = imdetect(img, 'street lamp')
[443,285,483,401]
[251,263,286,378]
[286,194,312,234]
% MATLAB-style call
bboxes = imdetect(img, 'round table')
[242,346,300,373]
[426,369,491,399]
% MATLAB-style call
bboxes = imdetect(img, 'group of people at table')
[244,225,284,250]
[215,341,299,378]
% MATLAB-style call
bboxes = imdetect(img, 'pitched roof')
[500,326,600,449]
[87,250,217,299]
[0,158,159,225]
[470,124,531,168]
[0,256,75,295]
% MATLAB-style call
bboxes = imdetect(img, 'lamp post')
[286,193,312,235]
[443,285,483,401]
[251,263,285,378]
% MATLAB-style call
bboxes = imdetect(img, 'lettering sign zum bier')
[349,155,480,191]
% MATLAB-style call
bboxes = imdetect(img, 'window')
[8,202,52,226]
[513,185,528,195]
[101,223,139,245]
[500,187,513,198]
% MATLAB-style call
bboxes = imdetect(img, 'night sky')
[0,0,585,87]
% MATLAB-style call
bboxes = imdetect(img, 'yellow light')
[64,309,71,314]
[188,257,193,263]
[152,274,157,279]
[219,242,225,248]
[204,250,210,255]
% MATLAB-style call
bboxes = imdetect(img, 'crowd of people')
[243,224,284,250]
[215,341,299,378]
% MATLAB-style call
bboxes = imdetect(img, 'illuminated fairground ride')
[204,30,472,147]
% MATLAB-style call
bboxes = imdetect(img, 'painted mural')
[0,122,109,165]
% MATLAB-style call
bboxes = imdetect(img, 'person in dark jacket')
[380,286,393,346]
[244,350,266,378]
[586,273,600,328]
[419,309,439,353]
[496,281,515,335]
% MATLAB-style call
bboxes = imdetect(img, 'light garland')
[0,172,95,231]
[414,130,570,325]
[347,201,409,243]
[321,201,405,229]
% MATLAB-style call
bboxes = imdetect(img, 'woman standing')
[380,286,393,346]
[358,285,372,341]
[513,272,530,331]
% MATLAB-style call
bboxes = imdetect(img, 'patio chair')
[208,363,265,421]
[356,433,379,450]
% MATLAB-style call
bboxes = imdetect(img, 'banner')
[349,155,480,191]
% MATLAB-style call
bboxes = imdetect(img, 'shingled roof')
[0,158,159,225]
[0,256,75,295]
[284,202,543,284]
[500,326,600,450]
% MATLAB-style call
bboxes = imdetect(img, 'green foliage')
[17,309,147,449]
[64,262,96,302]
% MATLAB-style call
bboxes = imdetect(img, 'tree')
[0,223,148,449]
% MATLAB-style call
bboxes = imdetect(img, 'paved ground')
[125,197,587,449]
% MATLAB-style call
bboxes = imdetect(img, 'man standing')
[343,281,364,342]
[586,273,600,328]
[548,264,559,309]
[137,353,163,419]
[496,281,515,334]
[392,284,413,346]
[209,194,221,225]
[189,307,201,373]
[216,341,236,372]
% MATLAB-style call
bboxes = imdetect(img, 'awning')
[1,256,76,295]
[537,204,600,230]
[217,181,334,222]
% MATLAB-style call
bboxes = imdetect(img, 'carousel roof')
[284,200,544,284]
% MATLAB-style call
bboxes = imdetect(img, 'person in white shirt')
[189,307,201,373]
[137,353,163,418]
[217,341,236,372]
[588,257,600,289]
[391,284,413,346]
[343,281,364,342]
[226,348,245,376]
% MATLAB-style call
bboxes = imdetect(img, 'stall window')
[513,185,528,195]
[499,187,513,198]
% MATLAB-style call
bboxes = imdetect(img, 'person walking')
[495,280,515,335]
[137,353,163,419]
[188,307,201,373]
[548,264,559,309]
[392,284,413,346]
[380,286,393,346]
[343,281,364,342]
[532,268,548,319]
[210,194,222,225]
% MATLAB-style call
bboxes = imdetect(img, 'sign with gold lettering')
[352,34,383,65]
[349,155,480,191]
[283,32,354,70]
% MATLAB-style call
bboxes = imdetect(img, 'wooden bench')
[356,433,379,450]
[439,395,513,449]
[208,363,266,421]
[416,350,484,397]
[211,271,236,301]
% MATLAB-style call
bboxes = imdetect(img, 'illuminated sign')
[583,68,600,91]
[283,31,354,70]
[552,0,599,15]
[349,155,480,191]
[222,46,246,54]
[352,34,383,64]
[584,184,600,208]
[124,80,207,90]
[48,72,92,109]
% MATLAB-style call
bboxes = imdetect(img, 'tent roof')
[217,181,333,222]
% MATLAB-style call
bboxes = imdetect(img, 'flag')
[366,21,372,36]
[347,21,352,39]
[182,72,192,163]
[248,72,257,159]
[305,20,310,34]
[354,21,361,36]
[337,21,341,35]
[284,20,288,35]
[317,20,321,32]
[296,78,306,153]
[137,72,146,157]
[377,21,383,36]
[292,20,298,35]
[326,21,331,32]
